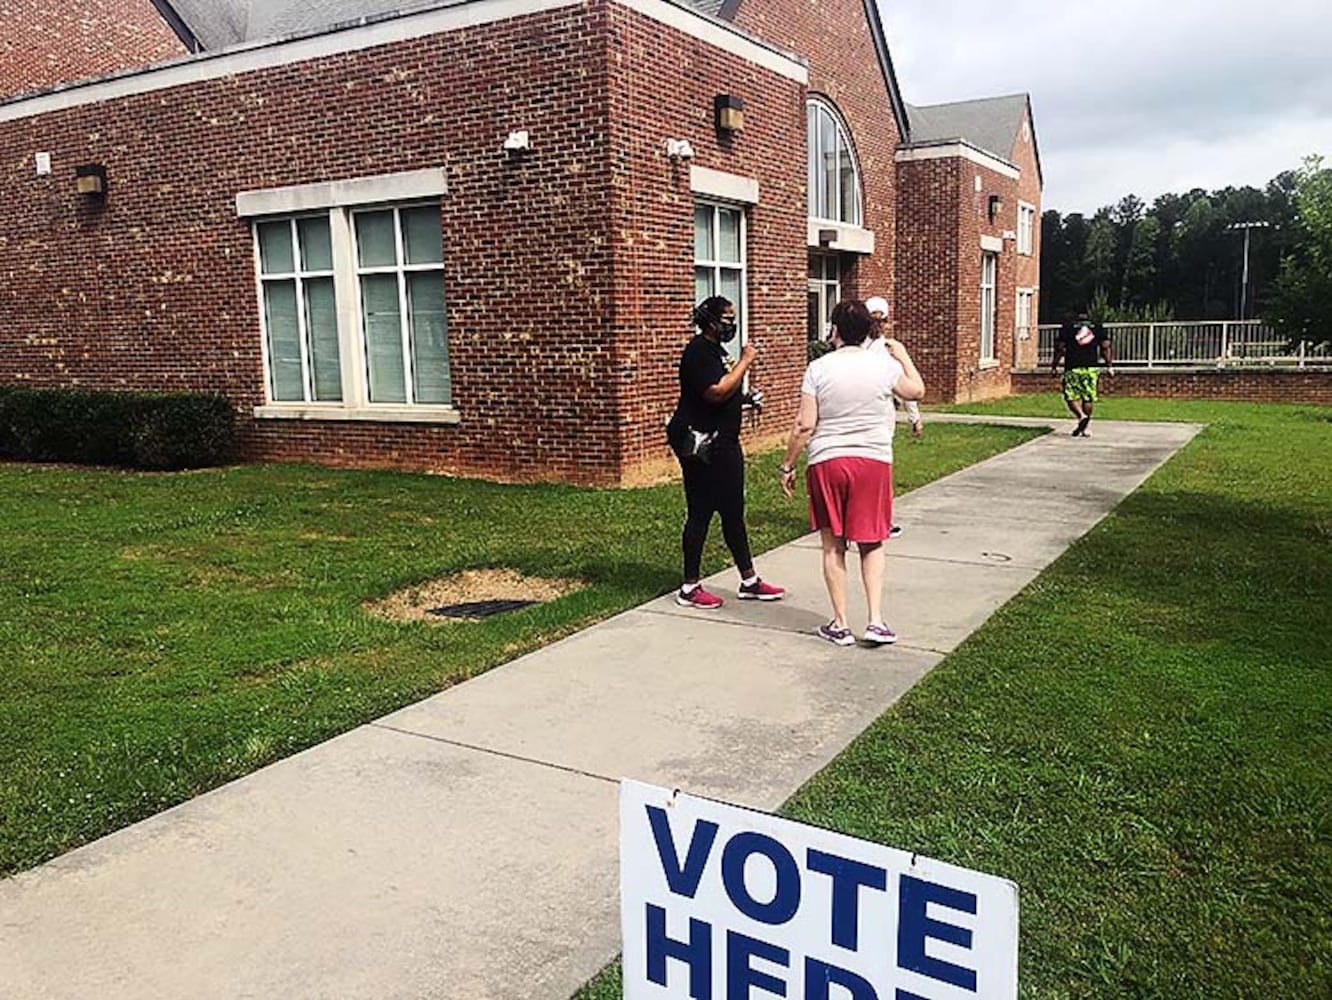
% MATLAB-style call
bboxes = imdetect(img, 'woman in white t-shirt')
[779,300,925,646]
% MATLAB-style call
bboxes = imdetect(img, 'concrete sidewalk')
[0,418,1201,1000]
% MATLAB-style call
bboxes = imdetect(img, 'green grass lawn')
[575,398,1331,1000]
[0,423,1034,877]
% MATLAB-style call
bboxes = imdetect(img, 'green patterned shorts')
[1062,368,1101,402]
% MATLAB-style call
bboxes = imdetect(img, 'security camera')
[665,139,695,160]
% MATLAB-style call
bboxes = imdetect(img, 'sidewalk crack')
[368,723,620,786]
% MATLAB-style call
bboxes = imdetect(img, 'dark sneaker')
[1072,416,1091,437]
[738,578,785,601]
[676,586,723,610]
[863,622,897,645]
[817,621,855,646]
[889,524,903,538]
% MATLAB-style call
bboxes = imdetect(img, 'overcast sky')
[877,0,1332,216]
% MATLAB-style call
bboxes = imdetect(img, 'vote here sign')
[621,780,1018,1000]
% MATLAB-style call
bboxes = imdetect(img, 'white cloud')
[878,0,1332,214]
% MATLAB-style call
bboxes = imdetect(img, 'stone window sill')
[254,404,461,425]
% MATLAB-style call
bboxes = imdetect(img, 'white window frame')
[239,169,457,423]
[694,201,748,366]
[1016,288,1034,340]
[1017,201,1036,256]
[807,98,863,227]
[981,252,998,365]
[250,202,455,422]
[255,215,339,405]
[352,204,449,407]
[807,252,840,342]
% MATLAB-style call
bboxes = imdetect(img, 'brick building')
[0,0,1042,484]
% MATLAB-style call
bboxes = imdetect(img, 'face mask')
[718,319,738,343]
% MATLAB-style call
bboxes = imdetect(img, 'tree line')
[1039,155,1331,345]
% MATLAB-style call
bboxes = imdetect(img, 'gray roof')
[164,0,731,49]
[905,93,1028,163]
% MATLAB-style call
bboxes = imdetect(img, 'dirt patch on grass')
[364,568,585,624]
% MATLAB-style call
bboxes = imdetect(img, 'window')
[354,206,449,405]
[253,202,450,411]
[257,216,341,403]
[1017,202,1036,256]
[1016,289,1034,342]
[807,253,840,342]
[807,99,862,225]
[694,202,746,364]
[981,252,998,363]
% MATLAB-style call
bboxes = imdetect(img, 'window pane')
[298,216,332,271]
[258,221,294,275]
[407,272,450,404]
[694,205,714,261]
[361,274,406,403]
[695,266,713,306]
[720,269,742,317]
[355,211,398,268]
[718,209,741,263]
[304,277,341,402]
[838,130,858,224]
[402,206,443,265]
[719,268,742,365]
[820,110,837,220]
[263,280,304,401]
[807,104,818,218]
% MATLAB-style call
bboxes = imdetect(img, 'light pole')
[1226,221,1270,320]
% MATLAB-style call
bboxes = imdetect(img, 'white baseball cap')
[865,296,890,318]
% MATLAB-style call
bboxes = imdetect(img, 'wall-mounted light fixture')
[75,163,107,197]
[502,130,530,155]
[987,194,1003,220]
[714,94,745,133]
[665,138,695,161]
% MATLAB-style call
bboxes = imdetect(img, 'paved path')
[0,418,1201,1000]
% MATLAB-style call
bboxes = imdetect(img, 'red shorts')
[807,457,893,543]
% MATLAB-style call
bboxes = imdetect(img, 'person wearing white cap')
[864,296,923,440]
[864,295,918,539]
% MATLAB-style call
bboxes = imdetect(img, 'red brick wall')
[0,6,623,484]
[606,5,806,482]
[0,2,821,486]
[1011,104,1041,370]
[895,153,1020,403]
[1011,368,1332,404]
[893,157,959,403]
[0,0,186,99]
[731,0,901,310]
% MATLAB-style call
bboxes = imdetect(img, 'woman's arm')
[703,342,758,403]
[779,393,818,499]
[883,339,925,401]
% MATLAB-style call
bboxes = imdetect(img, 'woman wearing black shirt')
[667,296,785,609]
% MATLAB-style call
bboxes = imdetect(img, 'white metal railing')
[1036,320,1332,368]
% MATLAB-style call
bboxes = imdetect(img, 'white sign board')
[621,780,1018,999]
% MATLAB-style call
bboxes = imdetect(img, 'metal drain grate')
[426,599,540,619]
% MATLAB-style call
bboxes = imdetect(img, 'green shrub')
[0,387,235,470]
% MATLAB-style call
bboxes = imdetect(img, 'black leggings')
[680,440,753,582]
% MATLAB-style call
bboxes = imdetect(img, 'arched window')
[807,99,862,226]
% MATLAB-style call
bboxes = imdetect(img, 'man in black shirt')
[1052,309,1115,437]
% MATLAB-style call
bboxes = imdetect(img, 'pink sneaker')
[737,578,785,601]
[676,586,724,609]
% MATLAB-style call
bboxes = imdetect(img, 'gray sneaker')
[863,623,897,645]
[817,621,855,646]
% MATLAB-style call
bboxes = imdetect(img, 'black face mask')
[717,319,738,343]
